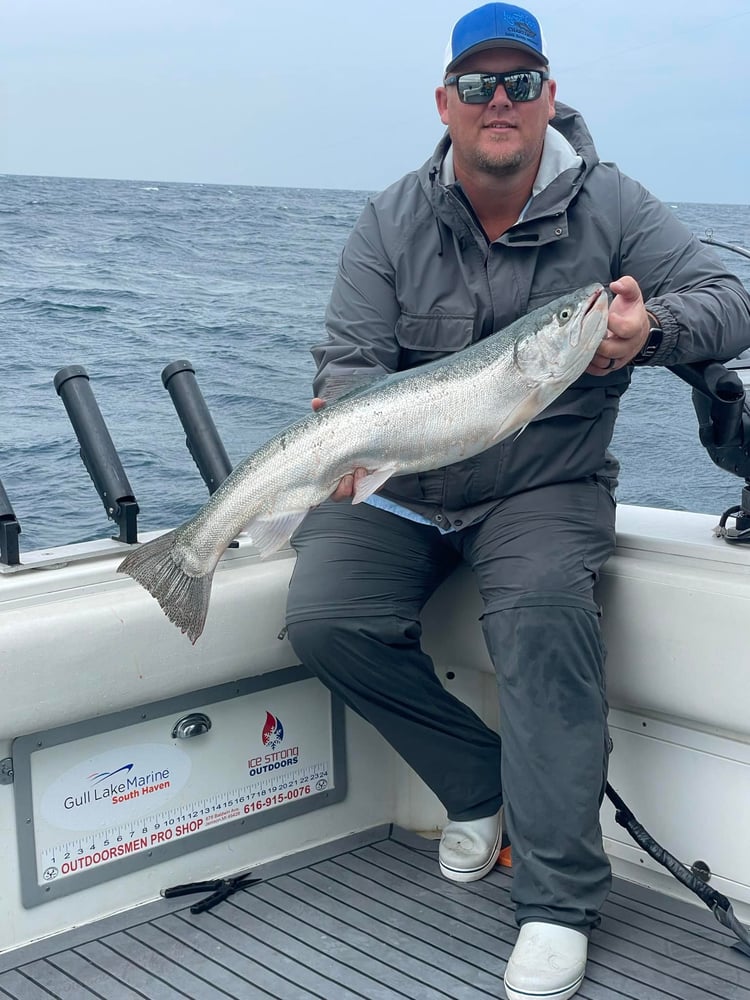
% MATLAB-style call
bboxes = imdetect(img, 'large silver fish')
[119,284,608,641]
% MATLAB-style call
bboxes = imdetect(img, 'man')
[285,4,750,999]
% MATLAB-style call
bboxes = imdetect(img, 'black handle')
[162,360,232,495]
[54,366,139,543]
[162,879,223,898]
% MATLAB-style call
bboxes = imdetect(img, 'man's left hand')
[587,275,651,375]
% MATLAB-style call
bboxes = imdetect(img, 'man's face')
[436,48,556,180]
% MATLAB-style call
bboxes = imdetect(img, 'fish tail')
[117,529,214,644]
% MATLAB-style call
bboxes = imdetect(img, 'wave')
[27,299,110,315]
[3,173,748,551]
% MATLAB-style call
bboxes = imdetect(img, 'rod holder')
[0,477,21,566]
[54,365,139,544]
[162,360,233,494]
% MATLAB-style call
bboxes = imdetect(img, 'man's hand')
[587,276,652,375]
[312,397,368,500]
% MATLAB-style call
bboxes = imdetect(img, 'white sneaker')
[438,808,502,882]
[504,922,588,1000]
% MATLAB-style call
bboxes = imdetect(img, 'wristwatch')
[632,320,663,366]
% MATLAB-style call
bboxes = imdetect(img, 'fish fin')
[319,372,381,404]
[247,511,309,556]
[490,393,542,445]
[117,529,214,645]
[352,467,397,504]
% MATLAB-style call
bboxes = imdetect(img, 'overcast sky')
[2,0,749,203]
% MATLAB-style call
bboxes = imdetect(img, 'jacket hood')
[550,101,599,165]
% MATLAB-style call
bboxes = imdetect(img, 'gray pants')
[285,478,616,930]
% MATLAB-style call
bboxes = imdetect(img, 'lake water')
[2,173,749,552]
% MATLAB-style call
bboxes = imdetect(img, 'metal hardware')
[691,859,711,883]
[0,758,14,784]
[171,713,212,739]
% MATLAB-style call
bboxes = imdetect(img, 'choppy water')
[1,173,749,552]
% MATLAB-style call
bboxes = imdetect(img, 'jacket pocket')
[491,384,625,498]
[394,313,475,368]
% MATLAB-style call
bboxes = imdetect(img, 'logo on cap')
[506,13,537,41]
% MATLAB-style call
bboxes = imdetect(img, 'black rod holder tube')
[161,360,233,494]
[0,477,21,566]
[53,365,139,544]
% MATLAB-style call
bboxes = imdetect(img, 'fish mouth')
[584,285,607,317]
[581,285,609,345]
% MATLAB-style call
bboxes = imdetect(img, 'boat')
[2,242,750,998]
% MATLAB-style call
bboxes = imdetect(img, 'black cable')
[605,782,750,955]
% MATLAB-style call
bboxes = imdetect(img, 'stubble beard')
[471,146,527,177]
[471,128,545,178]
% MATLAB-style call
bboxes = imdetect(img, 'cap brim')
[445,39,549,74]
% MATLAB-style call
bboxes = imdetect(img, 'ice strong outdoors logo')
[261,711,284,749]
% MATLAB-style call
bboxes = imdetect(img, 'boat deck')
[2,825,750,999]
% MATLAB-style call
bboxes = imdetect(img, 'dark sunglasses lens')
[457,71,543,103]
[504,72,543,102]
[457,74,498,103]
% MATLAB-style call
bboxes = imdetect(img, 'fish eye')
[559,307,572,321]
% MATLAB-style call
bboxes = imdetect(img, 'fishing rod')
[700,230,750,261]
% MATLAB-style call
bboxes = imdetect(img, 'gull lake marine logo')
[261,711,284,749]
[39,743,192,831]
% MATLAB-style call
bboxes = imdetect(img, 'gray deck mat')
[2,824,750,999]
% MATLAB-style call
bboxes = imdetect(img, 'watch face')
[635,326,663,364]
[646,326,663,348]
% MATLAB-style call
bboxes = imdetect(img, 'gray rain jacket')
[312,103,750,529]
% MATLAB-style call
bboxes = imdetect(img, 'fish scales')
[119,284,608,641]
[177,337,529,553]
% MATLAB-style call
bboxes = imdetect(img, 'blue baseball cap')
[444,3,549,73]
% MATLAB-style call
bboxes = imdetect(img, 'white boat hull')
[2,503,749,954]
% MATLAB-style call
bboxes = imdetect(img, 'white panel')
[604,709,750,903]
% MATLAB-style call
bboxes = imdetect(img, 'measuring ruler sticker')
[15,668,346,907]
[39,762,331,882]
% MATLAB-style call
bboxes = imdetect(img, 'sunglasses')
[444,70,549,104]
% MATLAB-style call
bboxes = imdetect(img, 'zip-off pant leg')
[286,500,503,820]
[455,478,617,929]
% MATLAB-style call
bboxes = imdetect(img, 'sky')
[1,0,749,203]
